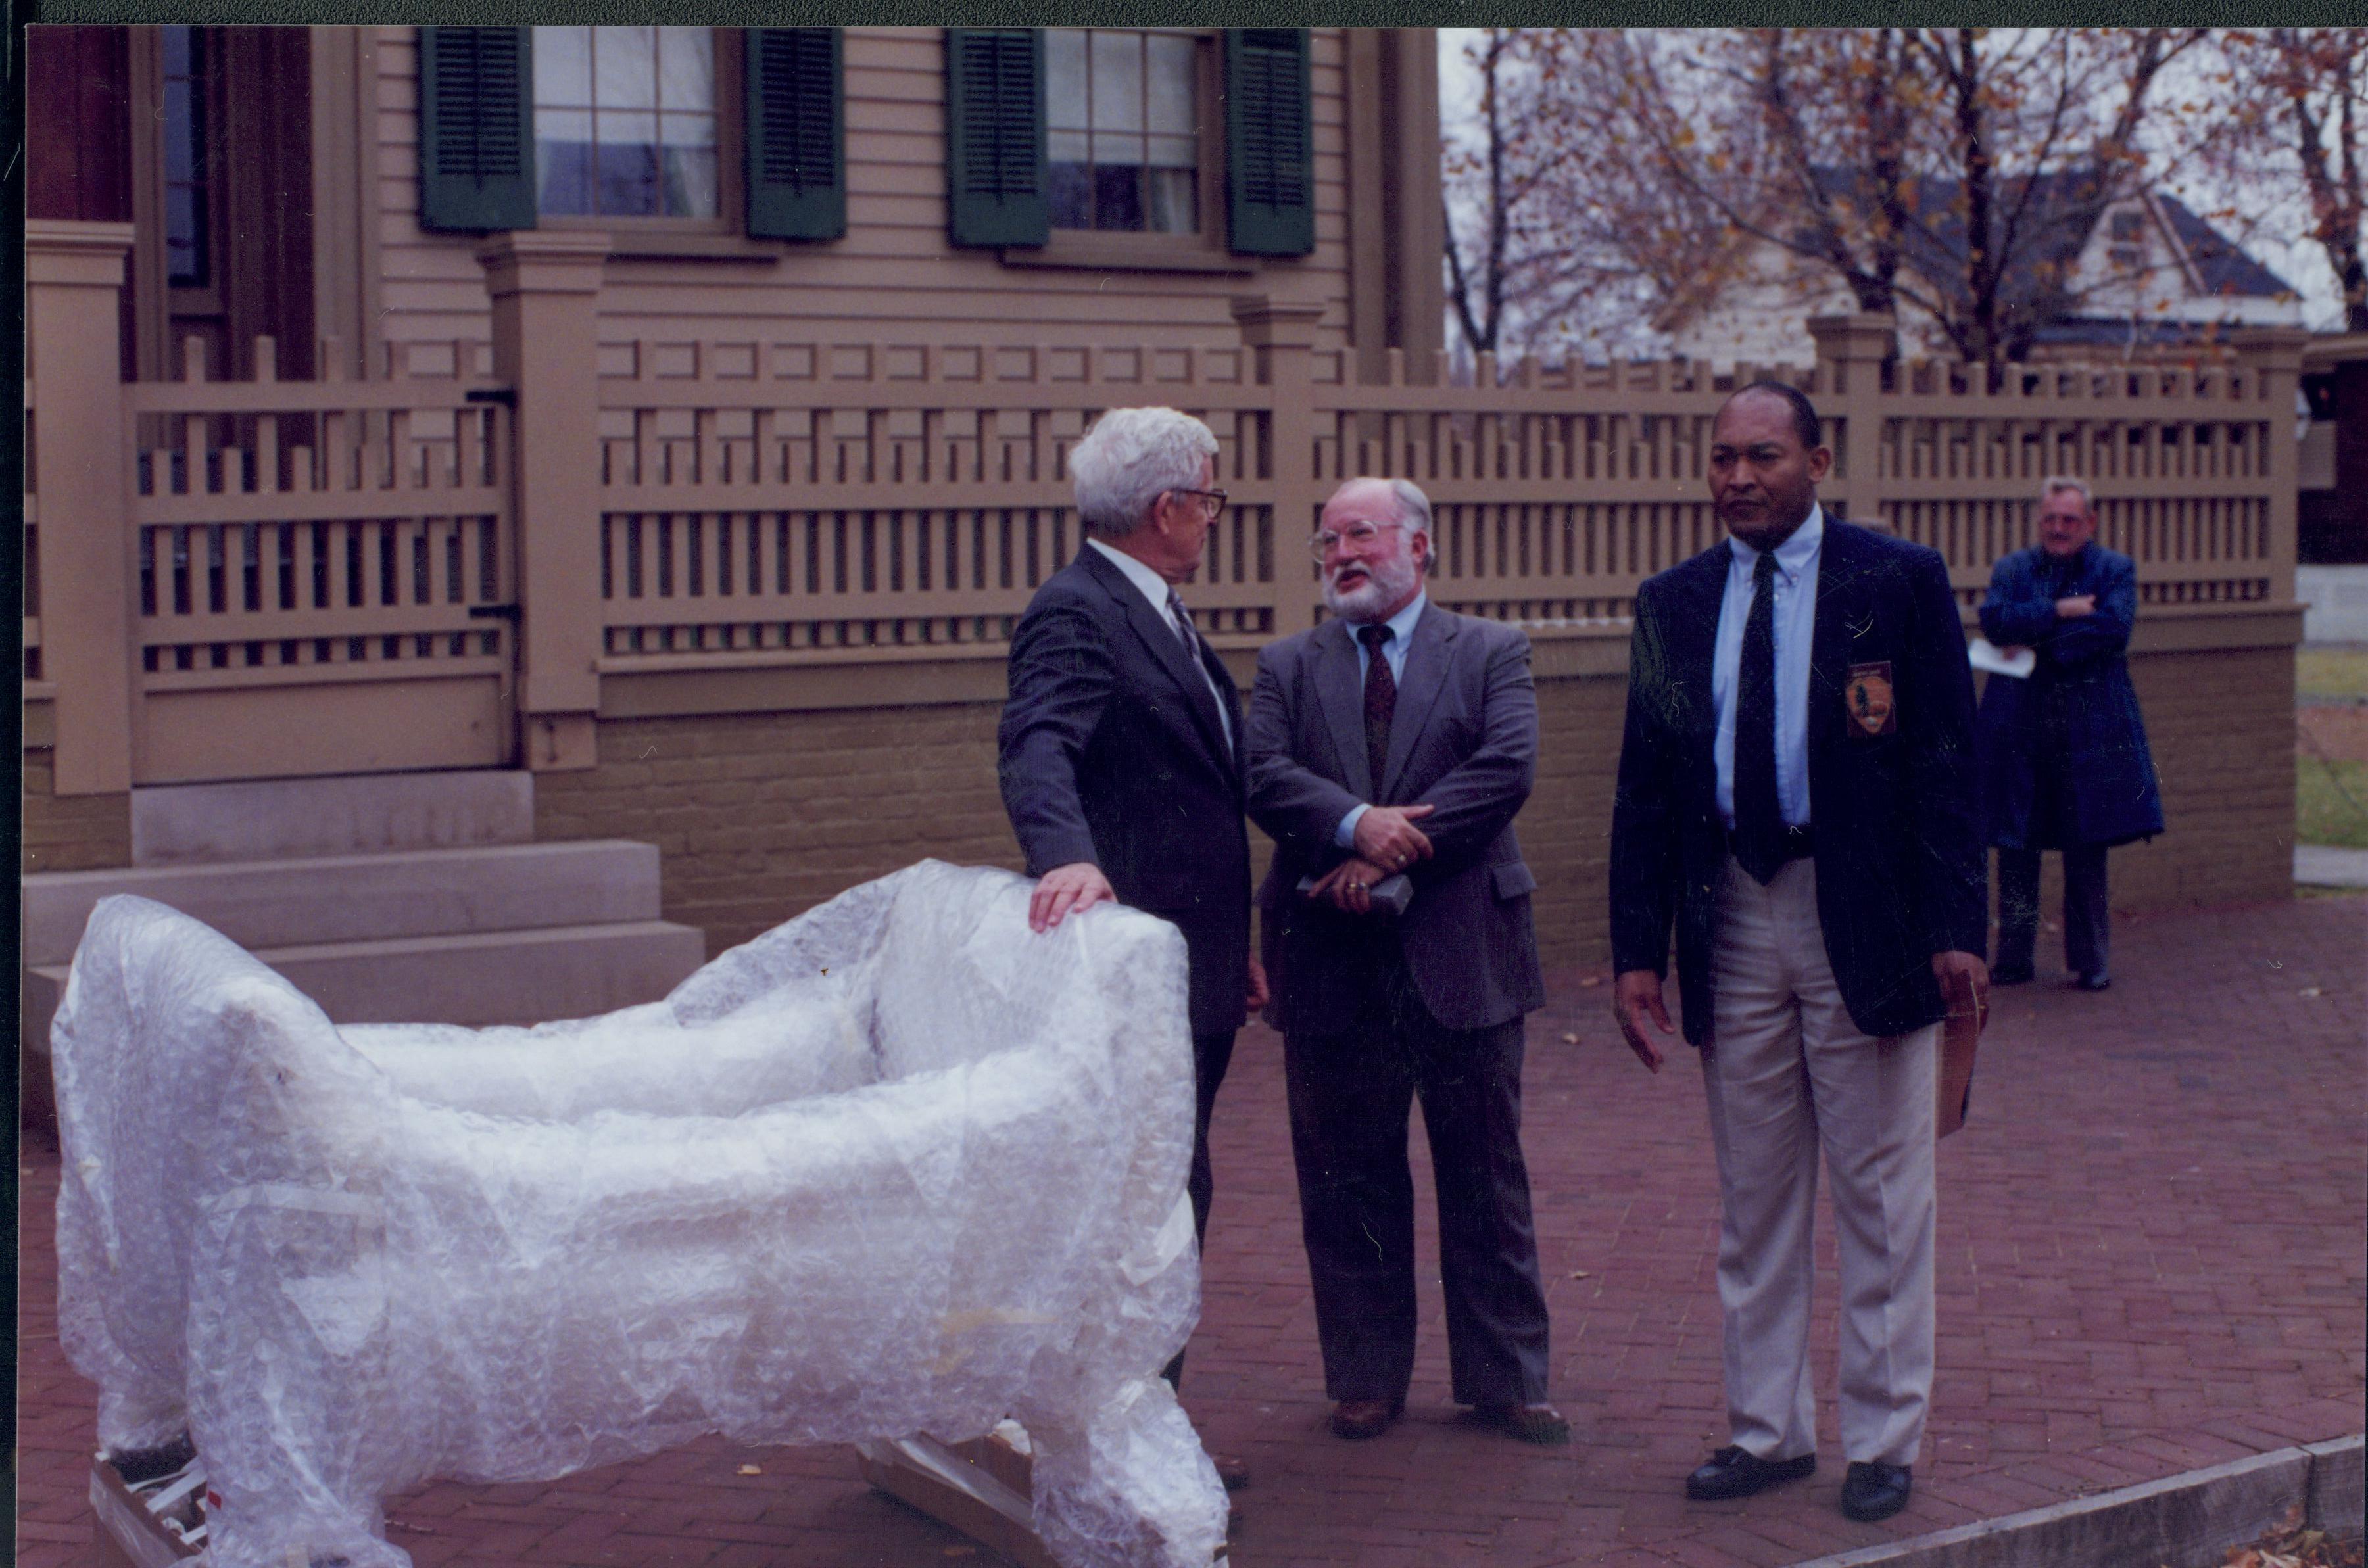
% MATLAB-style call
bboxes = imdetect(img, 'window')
[1046,29,1200,235]
[2110,211,2146,243]
[162,26,210,286]
[533,26,719,219]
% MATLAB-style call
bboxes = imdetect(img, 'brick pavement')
[16,893,2365,1568]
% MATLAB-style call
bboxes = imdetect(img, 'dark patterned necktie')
[1165,588,1201,661]
[1359,622,1397,795]
[1734,549,1785,885]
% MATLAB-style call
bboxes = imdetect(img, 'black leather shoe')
[1330,1398,1403,1440]
[1991,962,2034,986]
[1685,1445,1816,1500]
[2073,972,2112,992]
[1840,1460,1912,1521]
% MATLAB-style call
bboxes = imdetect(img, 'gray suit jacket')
[1246,601,1545,1034]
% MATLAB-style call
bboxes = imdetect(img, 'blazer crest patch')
[1846,660,1897,738]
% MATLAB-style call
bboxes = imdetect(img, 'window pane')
[164,80,196,180]
[662,141,718,218]
[1144,133,1195,170]
[534,26,591,106]
[658,28,712,111]
[594,27,658,110]
[1147,166,1197,233]
[1046,30,1088,129]
[536,107,594,214]
[1049,129,1089,163]
[162,24,190,76]
[1146,34,1196,133]
[596,108,660,214]
[1050,160,1092,228]
[1094,163,1144,231]
[1090,131,1145,168]
[1091,30,1143,133]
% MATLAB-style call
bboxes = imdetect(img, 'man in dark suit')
[997,405,1266,1489]
[1975,477,2163,992]
[1608,383,1989,1524]
[1245,476,1566,1448]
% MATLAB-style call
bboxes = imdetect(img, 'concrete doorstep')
[1799,1435,2365,1568]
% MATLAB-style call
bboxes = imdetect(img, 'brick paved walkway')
[17,893,2365,1568]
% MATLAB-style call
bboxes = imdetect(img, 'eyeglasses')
[1172,488,1229,521]
[1309,520,1407,559]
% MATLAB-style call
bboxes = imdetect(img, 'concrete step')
[21,841,665,968]
[132,770,535,866]
[24,918,709,1054]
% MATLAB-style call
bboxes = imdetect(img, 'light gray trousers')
[1703,854,1937,1468]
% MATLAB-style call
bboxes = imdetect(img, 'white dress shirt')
[1086,538,1232,753]
[1712,505,1822,831]
[1333,592,1429,847]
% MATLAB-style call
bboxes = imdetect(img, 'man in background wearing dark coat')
[1975,477,2164,993]
[1246,476,1565,1448]
[1609,384,1989,1525]
[998,406,1265,1489]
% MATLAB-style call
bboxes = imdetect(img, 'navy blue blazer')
[997,546,1253,1036]
[1609,519,1988,1046]
[1975,543,2164,851]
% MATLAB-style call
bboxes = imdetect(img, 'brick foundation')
[20,749,132,876]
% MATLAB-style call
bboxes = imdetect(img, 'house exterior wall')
[358,27,1367,375]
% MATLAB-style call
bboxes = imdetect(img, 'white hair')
[1069,408,1219,538]
[1386,478,1434,548]
[2041,475,2095,513]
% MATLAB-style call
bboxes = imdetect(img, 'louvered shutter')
[746,28,844,241]
[418,26,537,233]
[1224,29,1313,258]
[944,28,1048,249]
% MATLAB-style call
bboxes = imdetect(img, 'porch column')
[26,221,137,795]
[1234,295,1328,637]
[1807,312,1897,534]
[477,231,610,771]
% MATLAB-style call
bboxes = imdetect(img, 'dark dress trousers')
[998,546,1254,1256]
[1610,519,1989,1045]
[1246,604,1551,1406]
[1975,542,2163,976]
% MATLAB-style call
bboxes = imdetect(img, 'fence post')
[2232,326,2310,607]
[477,232,611,771]
[1806,312,1897,531]
[1232,295,1328,636]
[25,221,136,795]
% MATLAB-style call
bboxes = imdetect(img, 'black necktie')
[1165,588,1204,663]
[1735,550,1786,885]
[1359,623,1397,796]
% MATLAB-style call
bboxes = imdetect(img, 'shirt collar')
[1353,590,1428,647]
[1086,536,1175,613]
[1731,503,1825,585]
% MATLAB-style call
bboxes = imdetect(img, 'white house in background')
[1662,174,2304,369]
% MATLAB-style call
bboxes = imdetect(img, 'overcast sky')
[1436,28,2352,335]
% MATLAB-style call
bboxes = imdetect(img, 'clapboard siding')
[366,25,1354,361]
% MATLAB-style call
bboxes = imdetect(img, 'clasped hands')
[1308,804,1435,915]
[1610,951,1989,1075]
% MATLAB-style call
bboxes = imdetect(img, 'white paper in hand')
[1969,637,2037,678]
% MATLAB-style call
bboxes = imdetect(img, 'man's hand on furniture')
[1613,970,1674,1074]
[1351,804,1435,874]
[1029,863,1115,932]
[1310,856,1391,916]
[1930,950,1990,1033]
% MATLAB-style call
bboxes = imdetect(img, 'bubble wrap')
[52,861,1226,1568]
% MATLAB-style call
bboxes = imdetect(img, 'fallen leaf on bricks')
[1570,1269,1592,1279]
[1579,976,1603,988]
[1562,1033,1582,1045]
[737,1464,763,1476]
[2298,987,2323,997]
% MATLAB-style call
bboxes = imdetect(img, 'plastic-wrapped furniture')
[53,861,1226,1568]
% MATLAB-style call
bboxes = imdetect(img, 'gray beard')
[1323,557,1417,622]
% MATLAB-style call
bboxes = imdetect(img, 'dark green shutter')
[944,28,1048,249]
[746,28,844,241]
[418,27,537,233]
[1224,28,1313,258]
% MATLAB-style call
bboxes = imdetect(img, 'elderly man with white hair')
[997,406,1266,1489]
[1245,476,1565,1448]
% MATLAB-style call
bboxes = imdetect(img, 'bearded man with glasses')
[1244,476,1565,1448]
[996,405,1264,1490]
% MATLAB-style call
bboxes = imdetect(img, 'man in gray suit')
[1245,476,1564,1447]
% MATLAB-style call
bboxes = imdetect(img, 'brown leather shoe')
[1211,1451,1252,1490]
[1468,1401,1571,1446]
[1330,1398,1404,1440]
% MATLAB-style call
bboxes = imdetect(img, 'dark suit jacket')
[1975,543,2164,851]
[1609,518,1987,1046]
[998,546,1253,1036]
[1246,602,1545,1035]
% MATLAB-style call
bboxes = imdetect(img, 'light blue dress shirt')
[1712,506,1822,831]
[1333,592,1428,848]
